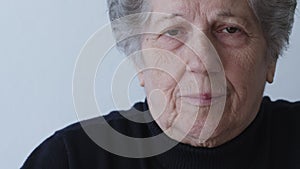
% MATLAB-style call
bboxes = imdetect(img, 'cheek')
[218,41,268,112]
[141,44,190,129]
[142,67,183,131]
[219,39,267,85]
[143,70,177,95]
[141,45,188,94]
[212,44,268,133]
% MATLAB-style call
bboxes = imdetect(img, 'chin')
[181,136,219,148]
[179,117,238,148]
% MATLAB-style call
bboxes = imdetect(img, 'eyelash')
[217,25,244,34]
[161,28,185,37]
[221,27,241,34]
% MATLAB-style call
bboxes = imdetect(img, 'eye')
[163,29,180,37]
[221,27,241,34]
[215,25,248,48]
[157,28,186,50]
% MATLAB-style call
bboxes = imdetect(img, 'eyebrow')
[217,10,235,17]
[154,13,184,24]
[215,10,250,26]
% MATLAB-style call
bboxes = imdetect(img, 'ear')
[266,61,277,83]
[138,72,145,87]
[132,55,146,87]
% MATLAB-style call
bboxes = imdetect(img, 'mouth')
[180,93,226,106]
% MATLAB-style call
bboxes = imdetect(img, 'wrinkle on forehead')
[149,0,255,25]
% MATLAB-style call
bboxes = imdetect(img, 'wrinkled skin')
[137,0,276,147]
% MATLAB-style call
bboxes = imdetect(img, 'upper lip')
[180,93,225,99]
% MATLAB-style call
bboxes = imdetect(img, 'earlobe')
[266,62,277,83]
[138,72,145,87]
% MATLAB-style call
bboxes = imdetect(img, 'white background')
[0,0,299,168]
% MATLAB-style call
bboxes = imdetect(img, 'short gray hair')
[107,0,297,60]
[248,0,297,60]
[107,0,150,56]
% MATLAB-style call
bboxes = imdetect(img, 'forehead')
[148,0,255,23]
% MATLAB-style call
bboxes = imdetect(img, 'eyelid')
[215,23,249,35]
[159,21,191,36]
[162,28,185,38]
[217,23,240,30]
[220,26,241,33]
[160,26,185,35]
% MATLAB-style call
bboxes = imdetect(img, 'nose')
[185,31,222,74]
[185,53,207,73]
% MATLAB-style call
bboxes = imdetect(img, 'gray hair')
[248,0,297,60]
[107,0,150,56]
[107,0,297,60]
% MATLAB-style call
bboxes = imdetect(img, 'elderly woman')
[22,0,299,168]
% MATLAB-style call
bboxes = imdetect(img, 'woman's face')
[138,0,276,147]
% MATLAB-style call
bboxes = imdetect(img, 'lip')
[180,93,226,106]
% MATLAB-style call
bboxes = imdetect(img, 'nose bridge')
[185,29,222,74]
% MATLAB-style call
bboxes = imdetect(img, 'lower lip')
[181,95,225,106]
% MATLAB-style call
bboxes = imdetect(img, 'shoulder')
[263,96,300,134]
[21,129,70,169]
[265,96,300,110]
[262,97,300,168]
[264,97,300,142]
[21,118,106,169]
[263,96,300,124]
[21,101,150,169]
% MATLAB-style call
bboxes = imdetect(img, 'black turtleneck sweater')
[21,97,300,169]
